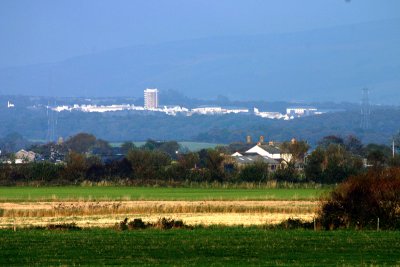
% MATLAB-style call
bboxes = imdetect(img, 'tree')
[85,156,105,182]
[367,150,386,168]
[272,162,300,182]
[388,155,400,167]
[280,140,309,164]
[363,144,391,167]
[238,161,269,182]
[198,149,225,181]
[65,133,96,153]
[142,139,159,151]
[28,162,63,183]
[305,144,363,183]
[158,141,180,159]
[62,151,88,183]
[91,139,113,156]
[344,135,363,155]
[304,147,324,181]
[178,152,199,170]
[318,135,344,149]
[126,150,170,180]
[120,142,136,155]
[90,139,114,156]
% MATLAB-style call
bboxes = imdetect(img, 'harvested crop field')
[0,200,318,228]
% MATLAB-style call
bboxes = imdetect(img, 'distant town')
[14,88,323,120]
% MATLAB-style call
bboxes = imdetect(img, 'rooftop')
[233,155,279,165]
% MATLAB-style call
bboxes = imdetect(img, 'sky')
[1,0,400,68]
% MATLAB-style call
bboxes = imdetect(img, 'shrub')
[128,218,147,230]
[114,218,190,231]
[114,218,129,231]
[46,223,81,231]
[238,161,269,182]
[275,218,313,230]
[155,218,185,230]
[318,168,400,230]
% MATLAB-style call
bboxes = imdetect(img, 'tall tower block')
[144,88,159,109]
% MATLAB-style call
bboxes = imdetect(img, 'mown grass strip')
[0,228,399,266]
[0,186,326,202]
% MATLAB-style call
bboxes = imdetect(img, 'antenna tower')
[45,70,58,143]
[360,88,371,130]
[46,102,58,143]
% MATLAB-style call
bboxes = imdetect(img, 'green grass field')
[1,228,399,266]
[0,186,325,202]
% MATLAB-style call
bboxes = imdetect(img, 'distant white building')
[144,88,159,109]
[254,108,287,120]
[7,101,15,108]
[286,107,317,117]
[190,107,249,115]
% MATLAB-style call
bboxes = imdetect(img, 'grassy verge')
[0,186,326,202]
[0,228,399,266]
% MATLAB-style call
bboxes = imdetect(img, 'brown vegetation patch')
[0,200,317,228]
[0,213,314,228]
[0,200,317,217]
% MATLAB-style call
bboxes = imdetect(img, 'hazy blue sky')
[1,0,399,68]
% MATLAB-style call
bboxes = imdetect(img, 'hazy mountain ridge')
[1,19,399,103]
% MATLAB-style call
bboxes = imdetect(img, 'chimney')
[259,135,264,144]
[246,135,252,144]
[269,141,274,146]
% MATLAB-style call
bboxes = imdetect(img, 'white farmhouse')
[15,149,36,163]
[245,144,292,163]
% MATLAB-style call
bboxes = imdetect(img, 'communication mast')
[46,102,58,143]
[360,88,371,130]
[45,70,58,143]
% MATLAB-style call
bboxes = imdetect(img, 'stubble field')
[0,186,323,228]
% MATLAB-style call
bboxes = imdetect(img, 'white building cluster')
[253,108,289,120]
[189,107,249,115]
[49,88,322,119]
[286,107,321,118]
[52,104,145,113]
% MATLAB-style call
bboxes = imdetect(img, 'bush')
[238,161,269,182]
[128,218,147,230]
[274,218,314,230]
[115,218,190,231]
[155,218,186,230]
[272,163,301,183]
[46,223,81,231]
[114,218,129,231]
[318,168,400,230]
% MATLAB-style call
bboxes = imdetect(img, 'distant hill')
[0,96,399,146]
[0,19,399,104]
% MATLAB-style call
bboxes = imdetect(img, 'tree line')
[0,133,399,186]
